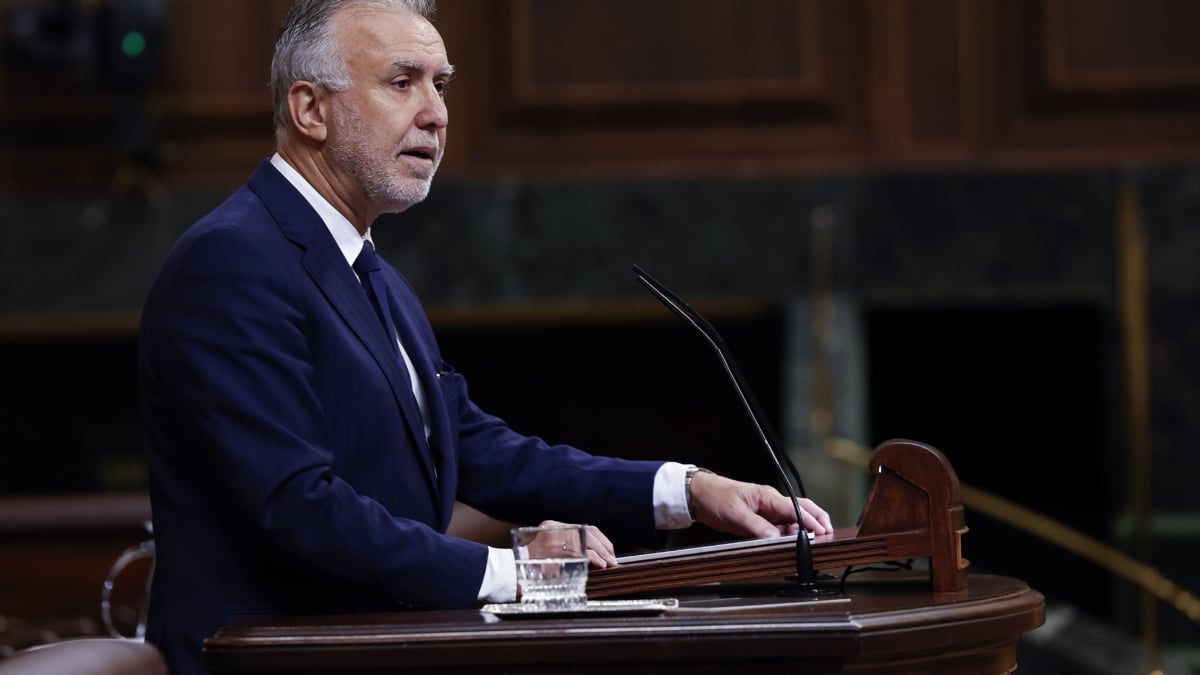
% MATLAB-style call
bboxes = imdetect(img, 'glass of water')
[511,523,589,611]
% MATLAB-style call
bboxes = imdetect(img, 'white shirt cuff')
[653,461,694,530]
[477,546,517,603]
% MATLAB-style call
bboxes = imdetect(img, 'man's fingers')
[797,498,833,534]
[585,524,618,567]
[585,524,614,553]
[728,507,787,540]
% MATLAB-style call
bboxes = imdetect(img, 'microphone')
[632,263,834,596]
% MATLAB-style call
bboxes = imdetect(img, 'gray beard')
[329,103,441,215]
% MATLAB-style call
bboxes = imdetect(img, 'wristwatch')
[685,466,714,522]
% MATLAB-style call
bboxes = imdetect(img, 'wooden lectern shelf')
[590,438,970,598]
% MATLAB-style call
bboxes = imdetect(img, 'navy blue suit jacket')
[138,160,664,675]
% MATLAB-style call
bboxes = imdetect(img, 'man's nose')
[414,86,448,130]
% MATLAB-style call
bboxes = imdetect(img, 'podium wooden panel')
[589,439,969,599]
[203,573,1044,675]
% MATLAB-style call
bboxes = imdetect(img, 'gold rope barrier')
[823,437,1200,626]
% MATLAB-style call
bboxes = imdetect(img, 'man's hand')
[688,471,833,539]
[529,520,619,569]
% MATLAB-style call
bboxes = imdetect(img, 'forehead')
[334,5,449,74]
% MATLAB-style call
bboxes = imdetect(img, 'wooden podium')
[204,573,1044,674]
[204,440,1045,674]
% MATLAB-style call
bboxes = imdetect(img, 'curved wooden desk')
[204,573,1045,675]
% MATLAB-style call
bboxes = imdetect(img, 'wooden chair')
[0,638,166,675]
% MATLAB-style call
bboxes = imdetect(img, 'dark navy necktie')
[353,240,400,354]
[353,240,435,475]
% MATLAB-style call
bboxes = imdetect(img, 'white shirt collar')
[269,153,371,265]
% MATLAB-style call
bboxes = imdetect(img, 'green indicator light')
[121,31,146,58]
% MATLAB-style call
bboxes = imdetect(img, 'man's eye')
[435,81,448,95]
[393,79,410,89]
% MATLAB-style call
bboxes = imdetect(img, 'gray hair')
[270,0,437,132]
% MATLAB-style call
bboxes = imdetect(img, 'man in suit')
[137,1,834,674]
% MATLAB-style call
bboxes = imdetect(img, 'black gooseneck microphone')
[632,263,834,596]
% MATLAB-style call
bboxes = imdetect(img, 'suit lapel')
[382,283,454,502]
[248,161,441,496]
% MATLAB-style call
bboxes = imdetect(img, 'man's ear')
[287,80,328,142]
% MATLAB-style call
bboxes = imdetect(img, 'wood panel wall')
[2,0,1198,188]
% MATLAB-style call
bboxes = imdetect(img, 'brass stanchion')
[1116,179,1158,670]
